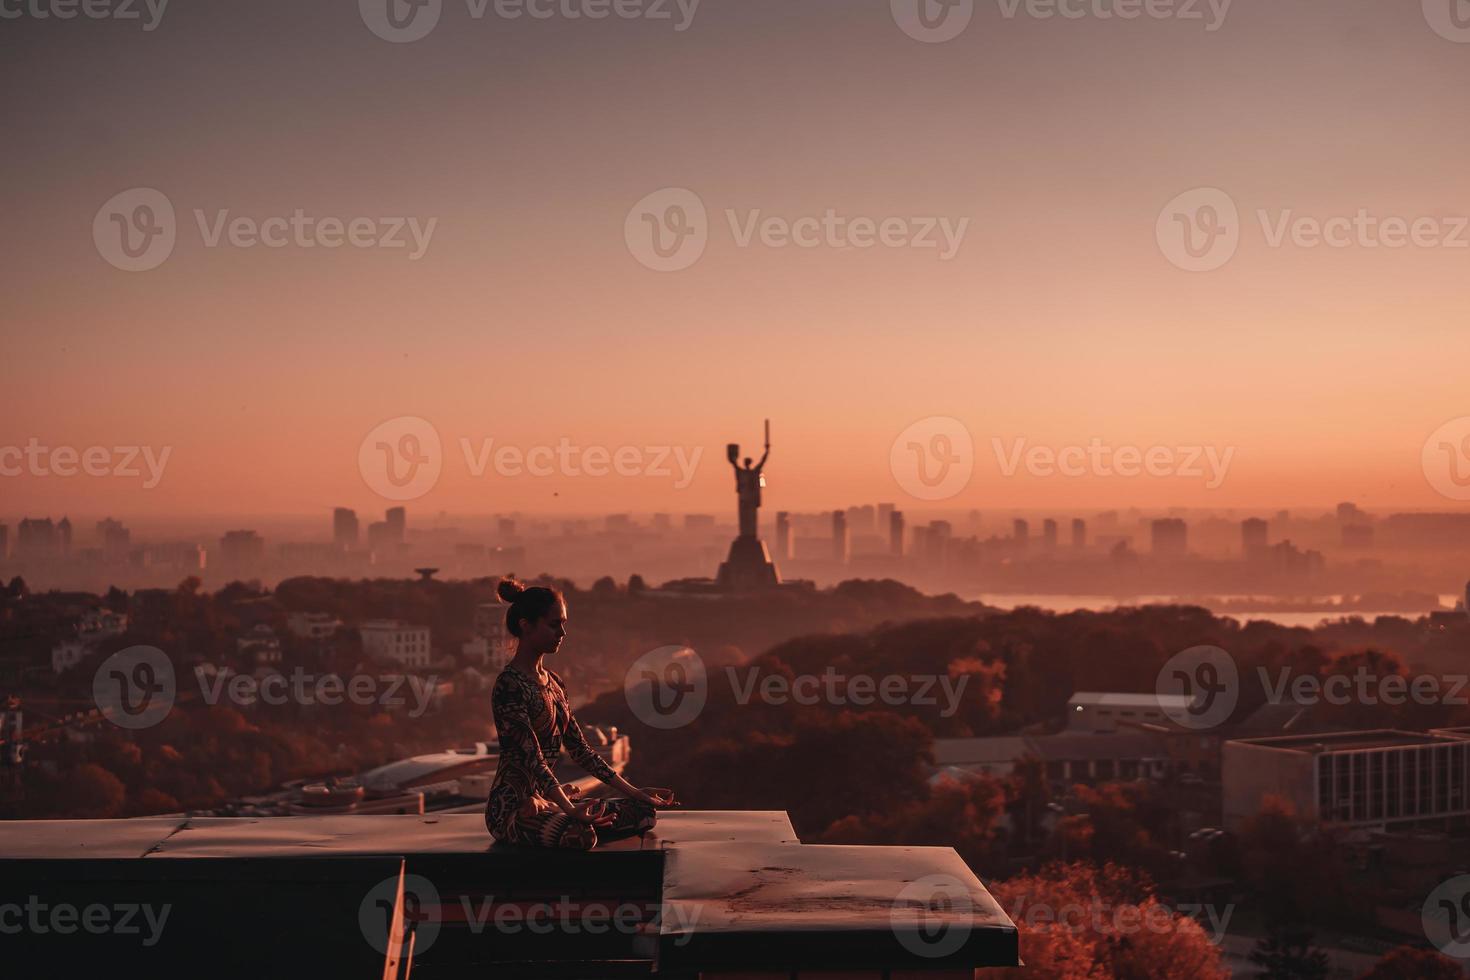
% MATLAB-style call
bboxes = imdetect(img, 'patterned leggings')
[494,797,657,850]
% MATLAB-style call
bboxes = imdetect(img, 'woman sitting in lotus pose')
[485,578,675,849]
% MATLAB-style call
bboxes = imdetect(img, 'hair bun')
[497,578,526,603]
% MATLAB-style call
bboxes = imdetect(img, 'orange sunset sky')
[4,0,1469,521]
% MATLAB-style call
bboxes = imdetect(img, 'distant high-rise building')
[96,518,131,563]
[219,530,265,565]
[1341,524,1374,550]
[333,508,359,549]
[57,517,72,556]
[832,511,849,564]
[1012,519,1029,550]
[846,505,875,535]
[921,520,951,565]
[684,514,716,532]
[775,512,792,561]
[498,518,517,539]
[890,510,906,557]
[1336,502,1368,524]
[366,521,395,554]
[385,507,406,542]
[652,513,672,531]
[0,523,7,559]
[1151,519,1188,557]
[1269,539,1324,576]
[1071,518,1087,549]
[877,503,895,531]
[606,514,633,531]
[17,518,59,559]
[912,525,932,562]
[1241,518,1269,559]
[1042,519,1058,551]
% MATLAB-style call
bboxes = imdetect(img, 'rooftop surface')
[1230,729,1467,753]
[0,810,1017,978]
[1068,691,1195,708]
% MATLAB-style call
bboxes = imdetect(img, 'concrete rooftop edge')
[0,810,1020,974]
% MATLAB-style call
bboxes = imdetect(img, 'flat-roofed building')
[1066,691,1197,733]
[360,620,432,669]
[1223,730,1470,831]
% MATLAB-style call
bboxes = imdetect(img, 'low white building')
[236,624,282,666]
[360,620,432,669]
[287,612,342,640]
[51,608,129,674]
[1066,691,1197,733]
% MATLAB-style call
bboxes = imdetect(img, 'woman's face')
[520,599,568,656]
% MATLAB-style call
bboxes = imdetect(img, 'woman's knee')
[563,824,598,850]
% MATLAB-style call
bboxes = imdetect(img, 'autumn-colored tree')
[671,710,933,835]
[1043,782,1175,879]
[1237,796,1366,928]
[818,774,1007,874]
[62,763,127,818]
[130,787,181,815]
[1357,945,1466,980]
[991,861,1228,980]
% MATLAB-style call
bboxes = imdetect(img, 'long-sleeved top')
[485,665,617,843]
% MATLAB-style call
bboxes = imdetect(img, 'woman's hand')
[565,798,615,828]
[635,786,678,808]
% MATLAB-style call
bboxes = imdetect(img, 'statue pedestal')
[716,535,781,591]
